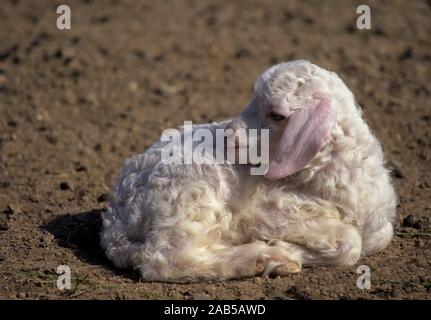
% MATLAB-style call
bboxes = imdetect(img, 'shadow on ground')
[41,209,139,280]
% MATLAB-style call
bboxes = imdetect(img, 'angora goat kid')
[101,60,397,282]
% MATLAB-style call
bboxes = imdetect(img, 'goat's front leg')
[134,239,303,282]
[210,241,303,278]
[269,218,362,271]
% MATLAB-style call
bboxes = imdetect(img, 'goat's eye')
[270,112,286,121]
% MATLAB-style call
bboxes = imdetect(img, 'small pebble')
[5,204,21,215]
[75,163,87,172]
[388,161,404,179]
[59,182,70,191]
[0,181,10,188]
[97,193,109,203]
[0,214,9,230]
[402,214,422,229]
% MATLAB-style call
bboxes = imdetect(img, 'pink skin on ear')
[264,96,337,180]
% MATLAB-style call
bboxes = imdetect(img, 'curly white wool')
[101,60,397,282]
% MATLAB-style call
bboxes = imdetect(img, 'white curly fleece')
[101,60,397,282]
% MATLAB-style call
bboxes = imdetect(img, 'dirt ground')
[0,0,430,300]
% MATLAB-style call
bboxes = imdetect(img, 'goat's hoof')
[256,258,267,275]
[272,261,301,275]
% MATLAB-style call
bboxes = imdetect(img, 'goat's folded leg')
[212,241,302,277]
[132,240,303,282]
[269,218,362,270]
[361,220,393,255]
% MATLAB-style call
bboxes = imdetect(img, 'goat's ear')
[264,97,336,180]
